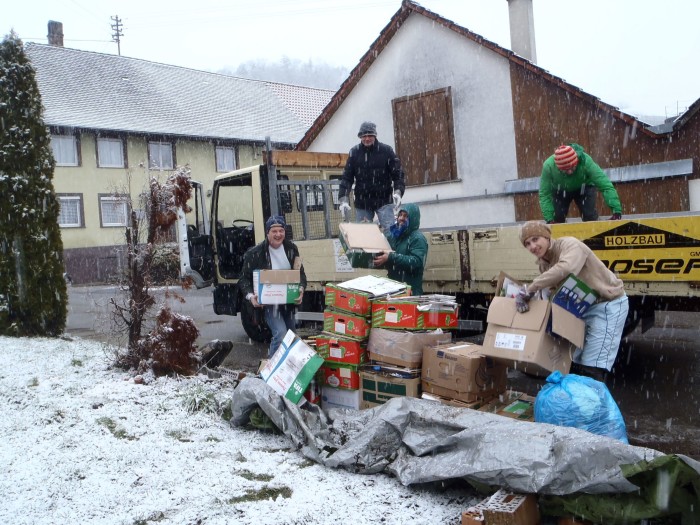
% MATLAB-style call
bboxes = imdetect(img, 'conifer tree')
[0,32,67,336]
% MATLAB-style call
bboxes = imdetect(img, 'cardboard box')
[319,362,361,390]
[314,333,367,365]
[367,328,453,368]
[496,271,524,298]
[552,274,599,318]
[479,296,585,376]
[360,371,421,409]
[253,269,301,305]
[371,298,459,330]
[321,385,362,410]
[421,343,508,403]
[338,222,393,269]
[421,391,494,410]
[477,392,536,421]
[325,276,410,316]
[260,330,324,404]
[322,309,372,340]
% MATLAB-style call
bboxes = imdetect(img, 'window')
[215,146,236,172]
[57,194,83,228]
[99,194,129,227]
[392,87,457,186]
[51,134,79,166]
[97,137,126,168]
[148,141,174,170]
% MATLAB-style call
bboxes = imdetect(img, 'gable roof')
[26,43,334,145]
[296,0,684,150]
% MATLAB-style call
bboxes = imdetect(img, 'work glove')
[515,287,533,314]
[339,197,351,221]
[609,213,622,221]
[392,191,402,209]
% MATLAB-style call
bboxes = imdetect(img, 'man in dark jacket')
[338,121,405,231]
[373,203,428,296]
[239,216,307,357]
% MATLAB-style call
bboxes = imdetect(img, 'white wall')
[308,13,519,228]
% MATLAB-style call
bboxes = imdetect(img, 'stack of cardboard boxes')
[318,275,411,410]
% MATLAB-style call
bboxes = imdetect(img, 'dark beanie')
[519,221,551,245]
[357,121,377,137]
[265,215,286,234]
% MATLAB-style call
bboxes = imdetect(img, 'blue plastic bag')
[534,371,628,443]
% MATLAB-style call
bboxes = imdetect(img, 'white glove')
[392,191,402,209]
[339,197,351,221]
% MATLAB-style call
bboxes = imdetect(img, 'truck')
[178,150,700,343]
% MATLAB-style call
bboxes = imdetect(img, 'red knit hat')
[554,145,579,171]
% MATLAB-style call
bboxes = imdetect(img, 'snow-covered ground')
[0,336,480,525]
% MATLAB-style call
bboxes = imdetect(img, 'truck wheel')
[240,304,272,343]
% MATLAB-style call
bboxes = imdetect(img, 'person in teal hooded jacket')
[373,203,428,296]
[539,143,622,224]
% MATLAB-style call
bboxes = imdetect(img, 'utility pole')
[111,15,123,56]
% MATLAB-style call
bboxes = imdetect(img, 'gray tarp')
[230,377,700,499]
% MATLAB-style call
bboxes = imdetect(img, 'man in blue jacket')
[338,121,405,231]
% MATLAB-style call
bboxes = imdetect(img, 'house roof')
[26,43,334,145]
[296,0,691,150]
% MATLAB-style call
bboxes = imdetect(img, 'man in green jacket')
[539,143,622,224]
[373,203,428,296]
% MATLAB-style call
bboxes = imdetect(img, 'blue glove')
[515,288,533,313]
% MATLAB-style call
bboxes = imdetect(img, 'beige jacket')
[526,237,625,301]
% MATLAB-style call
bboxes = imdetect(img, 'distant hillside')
[220,57,349,90]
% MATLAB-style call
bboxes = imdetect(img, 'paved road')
[66,285,699,459]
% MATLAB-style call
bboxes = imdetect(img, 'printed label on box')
[334,321,346,334]
[494,332,527,351]
[385,312,399,323]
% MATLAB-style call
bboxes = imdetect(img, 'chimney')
[507,0,537,63]
[47,20,64,47]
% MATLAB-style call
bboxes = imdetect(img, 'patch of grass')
[205,435,221,442]
[71,358,84,367]
[131,511,165,524]
[166,429,193,442]
[28,377,39,387]
[96,417,138,441]
[226,486,292,504]
[237,469,274,482]
[297,458,315,469]
[181,384,220,415]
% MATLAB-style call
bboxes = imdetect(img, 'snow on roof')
[25,43,334,144]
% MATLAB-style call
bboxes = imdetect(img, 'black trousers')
[552,185,598,222]
[570,362,609,384]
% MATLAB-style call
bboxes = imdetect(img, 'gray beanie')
[357,121,377,137]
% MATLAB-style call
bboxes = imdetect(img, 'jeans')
[355,203,396,231]
[264,304,296,358]
[553,185,598,222]
[572,294,629,371]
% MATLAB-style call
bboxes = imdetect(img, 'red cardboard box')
[315,333,367,365]
[371,298,459,330]
[319,362,361,390]
[325,278,411,317]
[323,309,372,340]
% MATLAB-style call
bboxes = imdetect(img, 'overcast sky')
[5,0,700,118]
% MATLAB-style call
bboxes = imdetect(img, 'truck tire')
[240,303,272,343]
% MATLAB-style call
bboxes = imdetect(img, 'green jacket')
[385,203,428,296]
[539,143,622,222]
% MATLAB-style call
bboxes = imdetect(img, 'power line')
[111,15,124,56]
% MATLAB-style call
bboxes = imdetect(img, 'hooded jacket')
[338,140,405,211]
[539,143,622,222]
[385,203,428,296]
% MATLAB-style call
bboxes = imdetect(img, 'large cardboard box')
[421,343,508,403]
[367,328,453,368]
[322,309,372,340]
[371,298,459,330]
[321,385,362,410]
[314,333,367,365]
[479,296,585,376]
[260,330,324,404]
[360,371,421,409]
[319,362,361,390]
[325,275,410,316]
[338,222,393,269]
[253,269,301,305]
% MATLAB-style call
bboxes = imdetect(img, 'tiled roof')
[26,43,334,145]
